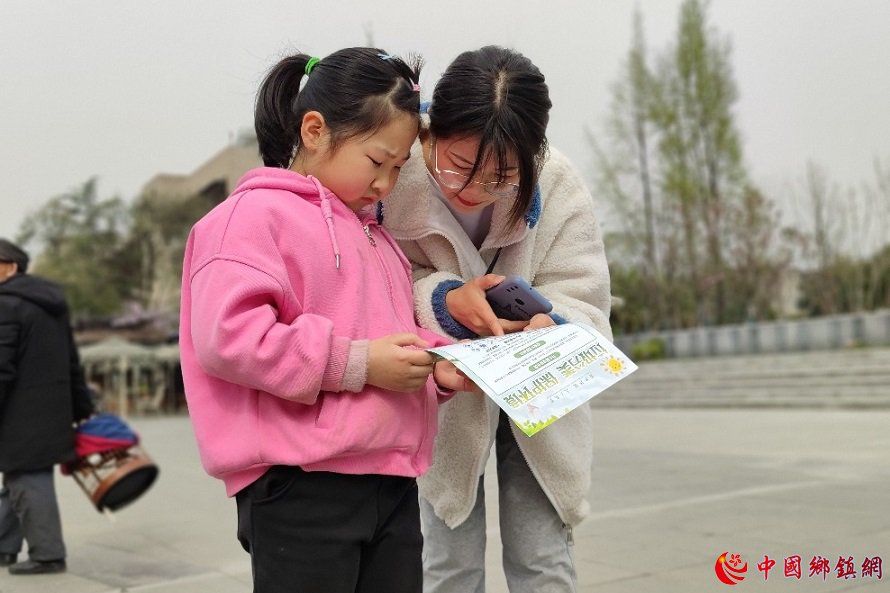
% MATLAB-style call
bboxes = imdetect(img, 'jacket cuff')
[321,335,353,392]
[435,384,456,404]
[340,339,369,393]
[550,312,569,325]
[432,363,457,403]
[432,280,477,340]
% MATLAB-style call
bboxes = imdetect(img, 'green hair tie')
[305,56,320,76]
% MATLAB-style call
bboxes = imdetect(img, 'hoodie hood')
[0,274,68,317]
[234,167,349,269]
[234,166,329,201]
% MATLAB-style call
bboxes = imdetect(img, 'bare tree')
[587,10,664,326]
[16,178,131,319]
[592,0,794,331]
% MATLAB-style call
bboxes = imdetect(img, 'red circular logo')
[715,552,748,585]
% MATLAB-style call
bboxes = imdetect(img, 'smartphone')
[485,276,553,321]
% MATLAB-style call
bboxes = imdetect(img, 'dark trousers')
[236,466,422,593]
[0,469,66,561]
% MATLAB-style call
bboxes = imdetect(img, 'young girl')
[179,47,469,593]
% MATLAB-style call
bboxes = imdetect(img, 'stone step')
[626,349,890,370]
[598,347,890,408]
[603,383,890,398]
[593,395,890,409]
[622,374,889,389]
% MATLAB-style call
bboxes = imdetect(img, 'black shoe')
[8,559,66,575]
[0,552,17,566]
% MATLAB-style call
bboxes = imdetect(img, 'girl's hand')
[523,313,556,332]
[433,360,482,394]
[445,275,529,337]
[367,334,435,392]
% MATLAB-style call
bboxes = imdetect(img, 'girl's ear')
[300,111,327,152]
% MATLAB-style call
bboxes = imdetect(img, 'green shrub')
[631,338,667,361]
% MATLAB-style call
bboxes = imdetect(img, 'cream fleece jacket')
[381,142,613,527]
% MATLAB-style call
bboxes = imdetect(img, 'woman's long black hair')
[428,46,551,227]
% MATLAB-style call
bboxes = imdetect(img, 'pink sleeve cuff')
[432,361,457,403]
[435,383,456,404]
[340,339,369,393]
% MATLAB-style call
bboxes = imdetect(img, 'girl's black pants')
[236,465,422,593]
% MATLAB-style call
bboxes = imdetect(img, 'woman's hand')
[446,275,529,337]
[366,334,435,392]
[523,313,556,332]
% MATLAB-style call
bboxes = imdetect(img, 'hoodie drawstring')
[310,175,342,269]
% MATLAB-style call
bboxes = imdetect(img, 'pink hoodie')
[180,167,451,496]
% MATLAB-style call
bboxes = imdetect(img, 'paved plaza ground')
[2,407,890,592]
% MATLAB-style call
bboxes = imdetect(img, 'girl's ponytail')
[254,54,311,168]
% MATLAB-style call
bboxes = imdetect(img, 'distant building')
[141,131,262,203]
[137,132,263,318]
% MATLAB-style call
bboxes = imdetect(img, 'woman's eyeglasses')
[431,140,519,199]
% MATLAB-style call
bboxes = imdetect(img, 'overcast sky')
[2,0,889,243]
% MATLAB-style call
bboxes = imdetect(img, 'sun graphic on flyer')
[601,356,626,375]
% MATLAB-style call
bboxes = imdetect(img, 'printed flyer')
[428,323,637,436]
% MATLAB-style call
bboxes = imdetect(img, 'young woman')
[381,46,612,592]
[180,47,472,593]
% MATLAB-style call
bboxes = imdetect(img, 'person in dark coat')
[0,239,94,575]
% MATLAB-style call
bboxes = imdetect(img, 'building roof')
[141,135,262,200]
